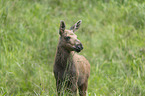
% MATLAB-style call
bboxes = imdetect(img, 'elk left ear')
[70,20,82,32]
[59,20,66,36]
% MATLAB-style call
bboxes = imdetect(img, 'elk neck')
[55,41,75,69]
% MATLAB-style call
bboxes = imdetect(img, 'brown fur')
[54,20,90,96]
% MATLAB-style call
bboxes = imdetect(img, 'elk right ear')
[70,20,82,32]
[59,20,65,36]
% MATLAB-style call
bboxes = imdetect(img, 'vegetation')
[0,0,145,95]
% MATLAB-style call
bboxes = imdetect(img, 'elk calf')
[54,20,90,96]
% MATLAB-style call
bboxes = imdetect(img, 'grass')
[0,0,145,95]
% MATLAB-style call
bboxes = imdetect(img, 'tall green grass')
[0,0,145,95]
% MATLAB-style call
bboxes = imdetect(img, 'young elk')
[54,20,90,96]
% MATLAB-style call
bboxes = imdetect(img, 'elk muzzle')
[74,43,83,52]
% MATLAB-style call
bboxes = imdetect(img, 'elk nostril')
[76,44,83,50]
[78,45,81,49]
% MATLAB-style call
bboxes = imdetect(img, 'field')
[0,0,145,95]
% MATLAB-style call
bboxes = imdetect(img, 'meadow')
[0,0,145,95]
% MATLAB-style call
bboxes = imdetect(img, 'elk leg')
[70,82,77,96]
[66,78,78,96]
[56,79,64,96]
[78,81,88,96]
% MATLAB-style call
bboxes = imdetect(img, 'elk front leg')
[56,79,63,96]
[66,76,78,96]
[78,81,88,96]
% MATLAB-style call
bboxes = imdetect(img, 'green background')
[0,0,145,95]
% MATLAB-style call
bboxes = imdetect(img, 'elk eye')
[65,36,71,41]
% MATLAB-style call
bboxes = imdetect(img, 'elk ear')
[59,20,65,36]
[70,20,82,32]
